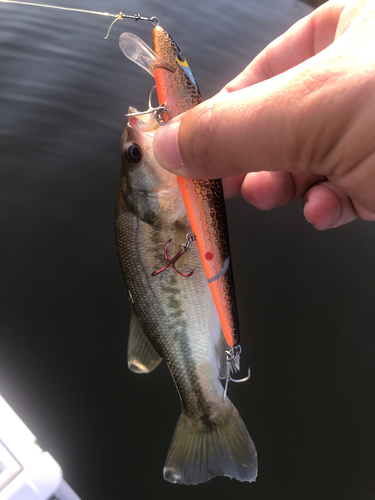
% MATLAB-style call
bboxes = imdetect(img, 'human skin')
[153,0,375,230]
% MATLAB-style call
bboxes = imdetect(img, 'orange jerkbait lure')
[152,26,240,348]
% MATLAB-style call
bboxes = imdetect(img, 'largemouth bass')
[115,110,257,484]
[116,25,257,485]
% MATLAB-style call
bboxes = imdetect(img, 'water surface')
[1,1,375,499]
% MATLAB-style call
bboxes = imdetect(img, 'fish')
[116,26,258,485]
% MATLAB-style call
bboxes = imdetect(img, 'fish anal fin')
[163,399,257,485]
[128,313,162,374]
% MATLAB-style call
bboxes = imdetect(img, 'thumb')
[152,0,374,182]
[153,60,337,179]
[151,0,345,178]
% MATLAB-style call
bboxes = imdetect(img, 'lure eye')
[176,50,185,63]
[124,143,142,164]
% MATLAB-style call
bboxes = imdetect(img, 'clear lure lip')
[119,32,174,77]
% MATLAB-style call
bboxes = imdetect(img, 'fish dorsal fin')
[128,313,162,373]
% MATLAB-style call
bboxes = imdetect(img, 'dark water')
[1,1,375,499]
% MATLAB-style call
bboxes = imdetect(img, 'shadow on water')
[1,1,375,500]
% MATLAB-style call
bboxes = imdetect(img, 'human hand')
[153,0,375,230]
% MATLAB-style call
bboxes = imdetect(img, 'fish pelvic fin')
[163,399,257,485]
[127,313,162,373]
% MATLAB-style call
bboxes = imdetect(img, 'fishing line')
[0,0,159,38]
[0,0,120,17]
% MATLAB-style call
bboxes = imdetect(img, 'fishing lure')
[120,24,243,376]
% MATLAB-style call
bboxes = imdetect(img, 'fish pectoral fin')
[163,400,257,485]
[127,313,162,374]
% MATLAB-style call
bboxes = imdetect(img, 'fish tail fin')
[163,399,257,485]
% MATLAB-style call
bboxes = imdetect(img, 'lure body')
[117,27,257,485]
[151,26,240,349]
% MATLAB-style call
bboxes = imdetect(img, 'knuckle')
[352,200,375,221]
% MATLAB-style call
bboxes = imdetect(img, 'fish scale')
[116,191,224,408]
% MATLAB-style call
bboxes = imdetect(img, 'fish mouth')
[127,106,161,133]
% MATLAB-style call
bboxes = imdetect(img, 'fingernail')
[303,199,312,223]
[153,120,183,171]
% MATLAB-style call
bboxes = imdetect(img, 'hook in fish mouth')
[125,86,171,126]
[151,234,196,277]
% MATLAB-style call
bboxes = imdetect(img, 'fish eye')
[124,143,142,164]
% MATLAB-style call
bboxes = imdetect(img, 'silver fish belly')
[115,111,257,485]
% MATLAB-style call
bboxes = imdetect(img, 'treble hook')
[220,344,251,402]
[125,86,171,126]
[151,233,196,277]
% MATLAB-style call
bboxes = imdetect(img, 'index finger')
[223,0,346,92]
